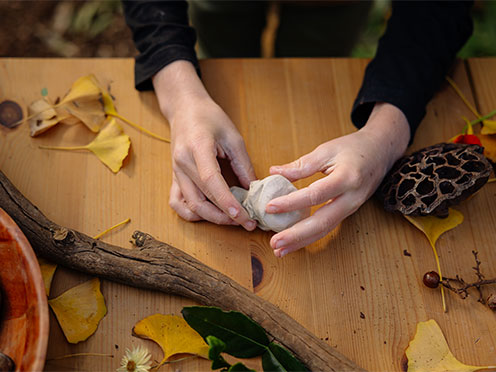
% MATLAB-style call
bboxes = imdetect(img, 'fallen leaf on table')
[405,319,496,372]
[28,98,63,136]
[48,278,107,344]
[57,74,108,132]
[478,134,496,163]
[37,257,57,296]
[404,209,464,248]
[404,209,464,312]
[133,314,209,366]
[39,118,131,173]
[481,119,496,135]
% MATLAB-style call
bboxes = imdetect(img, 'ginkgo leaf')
[48,278,107,344]
[404,209,464,312]
[37,257,57,296]
[133,314,209,366]
[404,209,464,248]
[405,319,496,372]
[478,134,496,163]
[59,75,102,105]
[39,118,131,173]
[481,120,496,135]
[28,99,64,137]
[57,74,108,132]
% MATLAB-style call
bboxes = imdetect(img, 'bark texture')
[0,170,365,372]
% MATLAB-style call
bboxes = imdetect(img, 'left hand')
[266,102,411,257]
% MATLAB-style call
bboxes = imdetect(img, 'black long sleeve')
[123,0,473,141]
[122,1,199,91]
[351,1,473,141]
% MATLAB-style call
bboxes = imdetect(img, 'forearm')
[359,102,410,171]
[152,60,210,123]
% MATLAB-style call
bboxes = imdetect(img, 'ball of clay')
[231,175,310,232]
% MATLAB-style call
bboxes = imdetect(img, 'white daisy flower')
[117,345,152,372]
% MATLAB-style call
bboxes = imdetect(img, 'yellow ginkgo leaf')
[28,99,64,137]
[405,319,496,372]
[39,118,131,173]
[48,278,107,344]
[404,209,464,248]
[404,209,464,312]
[133,314,209,366]
[59,75,102,105]
[57,74,108,132]
[481,120,496,135]
[37,257,57,296]
[478,134,496,163]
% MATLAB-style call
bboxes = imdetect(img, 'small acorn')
[423,271,440,289]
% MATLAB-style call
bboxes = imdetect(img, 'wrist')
[360,102,410,169]
[152,60,210,122]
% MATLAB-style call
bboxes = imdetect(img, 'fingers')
[190,143,256,230]
[174,170,239,225]
[266,167,351,213]
[169,176,202,222]
[270,192,360,257]
[223,136,257,189]
[270,145,335,181]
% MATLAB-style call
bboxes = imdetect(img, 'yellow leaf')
[404,209,464,248]
[405,319,496,372]
[478,134,496,163]
[481,120,496,135]
[39,118,131,173]
[28,99,63,137]
[59,75,102,105]
[133,314,209,366]
[57,75,108,132]
[404,209,464,312]
[48,278,107,344]
[37,257,57,296]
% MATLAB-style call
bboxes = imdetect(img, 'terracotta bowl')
[0,208,48,371]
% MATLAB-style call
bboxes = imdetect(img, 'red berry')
[423,271,440,288]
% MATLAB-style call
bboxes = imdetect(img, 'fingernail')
[245,221,257,230]
[228,207,239,218]
[270,166,282,173]
[275,239,286,249]
[279,249,289,258]
[266,205,278,213]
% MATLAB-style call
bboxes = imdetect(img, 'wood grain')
[0,58,495,371]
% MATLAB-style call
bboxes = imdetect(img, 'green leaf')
[227,362,256,372]
[207,335,231,370]
[262,343,309,372]
[182,306,269,358]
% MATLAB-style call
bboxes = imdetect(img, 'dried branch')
[0,170,364,372]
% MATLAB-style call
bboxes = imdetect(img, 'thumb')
[270,146,332,181]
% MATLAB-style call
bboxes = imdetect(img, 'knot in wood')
[52,227,75,246]
[131,231,147,247]
[378,143,491,217]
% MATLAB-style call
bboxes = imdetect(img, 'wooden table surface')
[0,58,495,372]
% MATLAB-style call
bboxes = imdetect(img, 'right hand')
[153,61,257,230]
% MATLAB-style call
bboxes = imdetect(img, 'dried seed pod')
[378,143,492,217]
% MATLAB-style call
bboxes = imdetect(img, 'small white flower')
[117,345,152,372]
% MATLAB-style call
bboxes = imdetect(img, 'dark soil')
[0,1,137,58]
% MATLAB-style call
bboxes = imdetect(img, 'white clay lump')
[230,174,310,232]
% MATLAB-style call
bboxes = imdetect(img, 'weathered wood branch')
[0,170,365,372]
